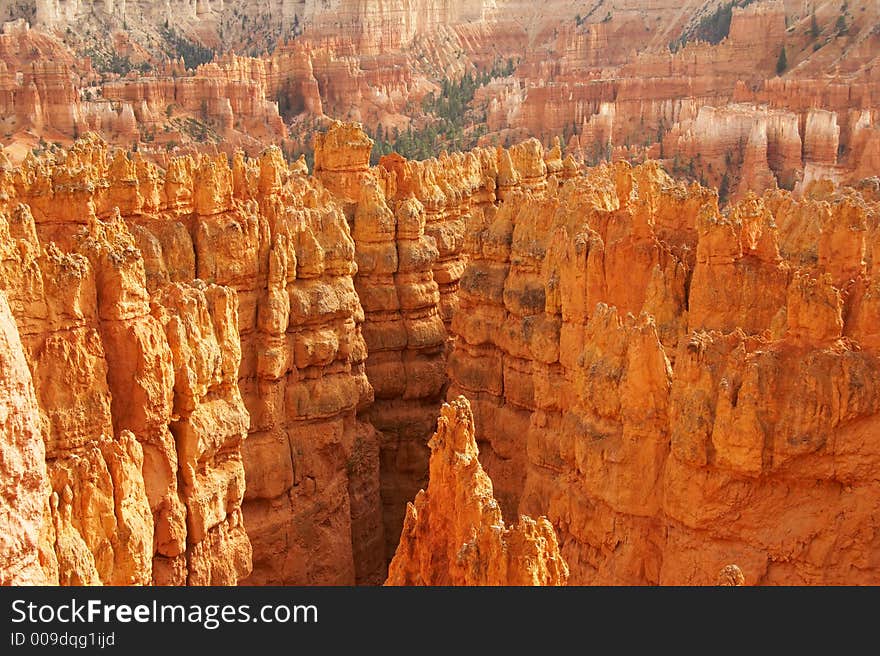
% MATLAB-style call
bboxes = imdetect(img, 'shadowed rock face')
[2,125,880,587]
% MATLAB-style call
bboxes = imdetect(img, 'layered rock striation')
[0,138,253,585]
[0,0,874,207]
[0,289,55,585]
[315,122,472,561]
[230,144,381,585]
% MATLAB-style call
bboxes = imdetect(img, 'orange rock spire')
[386,397,568,586]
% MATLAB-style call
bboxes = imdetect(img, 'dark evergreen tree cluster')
[718,172,731,204]
[365,58,516,164]
[776,45,788,75]
[160,27,216,70]
[84,48,152,76]
[835,12,849,36]
[669,0,757,52]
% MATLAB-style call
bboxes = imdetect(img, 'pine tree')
[776,45,788,75]
[718,172,730,204]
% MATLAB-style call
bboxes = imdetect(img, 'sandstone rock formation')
[0,290,56,585]
[0,0,874,206]
[0,142,253,584]
[314,121,472,562]
[475,1,877,201]
[0,71,879,586]
[717,564,745,586]
[0,0,873,595]
[385,396,568,586]
[0,123,476,587]
[0,133,384,586]
[229,144,381,586]
[443,138,880,585]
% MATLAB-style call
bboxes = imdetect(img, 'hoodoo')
[386,396,568,586]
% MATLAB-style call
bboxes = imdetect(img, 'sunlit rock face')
[0,135,382,585]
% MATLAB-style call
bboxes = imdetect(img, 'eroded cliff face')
[444,140,880,585]
[385,396,568,586]
[480,1,878,199]
[0,140,254,584]
[0,289,56,585]
[0,124,470,587]
[229,144,381,586]
[0,132,384,586]
[0,0,874,206]
[0,21,292,163]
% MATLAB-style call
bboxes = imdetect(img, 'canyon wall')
[0,0,501,56]
[0,138,254,584]
[506,0,789,143]
[0,21,291,160]
[0,133,386,586]
[102,57,288,143]
[0,123,473,587]
[230,143,381,586]
[0,289,55,585]
[483,0,878,200]
[0,0,873,205]
[314,122,472,561]
[445,139,880,584]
